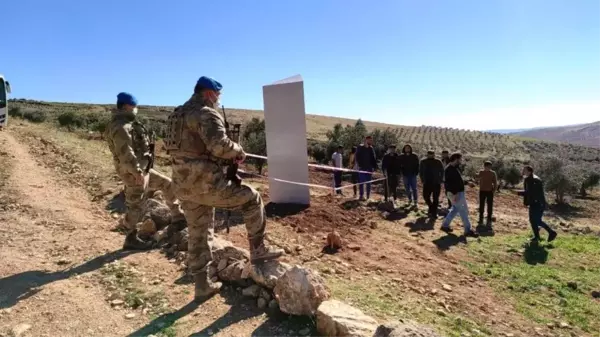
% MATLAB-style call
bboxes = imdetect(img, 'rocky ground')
[1,121,599,337]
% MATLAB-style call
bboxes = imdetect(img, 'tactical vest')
[131,120,151,156]
[164,105,210,159]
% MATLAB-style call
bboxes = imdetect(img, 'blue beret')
[117,92,138,106]
[196,76,222,91]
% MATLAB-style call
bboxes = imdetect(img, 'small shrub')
[8,106,22,117]
[22,110,47,123]
[503,166,521,187]
[58,111,85,128]
[309,143,328,164]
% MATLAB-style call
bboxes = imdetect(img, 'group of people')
[331,139,558,243]
[104,74,557,307]
[104,76,284,302]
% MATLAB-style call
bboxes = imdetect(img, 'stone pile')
[136,195,446,337]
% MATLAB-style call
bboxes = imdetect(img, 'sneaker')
[464,230,479,238]
[548,231,557,242]
[441,226,453,233]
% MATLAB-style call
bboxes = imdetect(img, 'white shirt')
[332,152,343,168]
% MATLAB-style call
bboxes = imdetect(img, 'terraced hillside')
[7,99,600,167]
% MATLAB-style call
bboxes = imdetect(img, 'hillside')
[515,121,600,148]
[7,99,600,168]
[2,116,600,337]
[8,99,397,141]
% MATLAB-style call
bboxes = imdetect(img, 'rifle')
[221,105,242,233]
[145,129,156,174]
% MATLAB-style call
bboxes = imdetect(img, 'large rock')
[212,237,250,266]
[218,260,246,282]
[142,197,171,229]
[316,300,378,337]
[138,218,157,237]
[244,260,291,289]
[372,320,443,337]
[274,266,330,316]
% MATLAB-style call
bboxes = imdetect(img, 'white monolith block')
[262,75,310,205]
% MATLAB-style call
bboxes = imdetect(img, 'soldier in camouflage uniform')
[104,92,187,250]
[164,77,284,301]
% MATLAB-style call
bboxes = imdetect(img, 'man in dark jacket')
[420,150,444,218]
[399,144,420,205]
[441,152,478,239]
[382,145,401,203]
[355,136,378,201]
[441,150,452,209]
[521,165,557,243]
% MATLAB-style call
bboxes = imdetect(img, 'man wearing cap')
[104,92,187,250]
[419,150,444,218]
[381,145,400,204]
[164,76,284,301]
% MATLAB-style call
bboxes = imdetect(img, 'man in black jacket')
[355,136,378,201]
[441,150,452,209]
[521,165,557,243]
[399,144,420,205]
[441,152,478,238]
[382,145,401,203]
[420,150,444,218]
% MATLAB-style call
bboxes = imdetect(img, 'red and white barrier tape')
[238,169,386,191]
[245,153,381,175]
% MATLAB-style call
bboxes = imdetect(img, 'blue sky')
[2,0,599,130]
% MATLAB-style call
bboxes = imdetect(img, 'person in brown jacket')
[477,161,498,228]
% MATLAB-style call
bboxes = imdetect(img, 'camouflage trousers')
[120,168,185,230]
[172,163,266,276]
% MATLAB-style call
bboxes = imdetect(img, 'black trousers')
[351,172,359,196]
[529,204,554,239]
[423,182,441,215]
[479,191,494,222]
[384,174,399,200]
[334,172,343,194]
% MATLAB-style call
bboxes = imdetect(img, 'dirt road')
[0,130,305,337]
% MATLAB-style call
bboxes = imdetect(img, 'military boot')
[249,235,284,263]
[123,229,154,250]
[194,271,222,302]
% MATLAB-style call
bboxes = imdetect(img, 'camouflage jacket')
[104,109,151,175]
[166,95,243,161]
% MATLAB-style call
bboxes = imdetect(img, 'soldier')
[164,76,284,301]
[104,92,187,250]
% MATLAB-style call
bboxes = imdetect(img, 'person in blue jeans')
[441,152,479,239]
[355,136,378,201]
[520,165,557,243]
[399,144,420,204]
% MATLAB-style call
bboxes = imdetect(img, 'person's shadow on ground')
[126,286,314,337]
[405,216,435,232]
[432,233,461,251]
[0,249,137,309]
[106,190,126,214]
[524,242,550,265]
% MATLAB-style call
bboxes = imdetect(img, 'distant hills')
[486,128,535,134]
[508,121,600,148]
